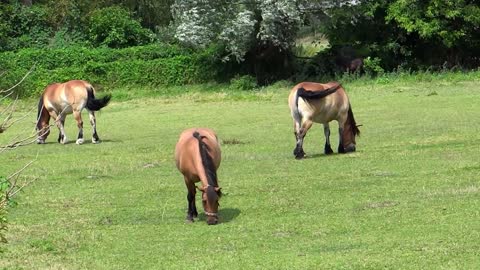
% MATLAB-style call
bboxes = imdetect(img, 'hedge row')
[0,44,220,97]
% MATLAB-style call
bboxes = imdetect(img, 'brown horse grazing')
[288,81,360,159]
[36,80,111,144]
[175,128,222,225]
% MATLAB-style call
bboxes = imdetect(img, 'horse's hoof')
[92,139,99,144]
[325,146,334,155]
[295,153,306,159]
[61,139,68,145]
[76,139,84,145]
[37,140,45,144]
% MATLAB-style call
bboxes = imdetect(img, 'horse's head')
[341,122,360,153]
[36,96,50,144]
[36,121,50,144]
[197,185,222,225]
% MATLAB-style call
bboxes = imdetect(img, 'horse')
[175,128,222,225]
[347,58,364,73]
[288,81,360,159]
[36,80,111,145]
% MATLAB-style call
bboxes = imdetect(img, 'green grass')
[1,72,480,269]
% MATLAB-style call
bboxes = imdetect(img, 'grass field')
[1,72,480,269]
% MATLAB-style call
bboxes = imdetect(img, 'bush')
[0,44,222,97]
[88,6,155,48]
[0,4,53,51]
[230,75,258,90]
[363,56,384,76]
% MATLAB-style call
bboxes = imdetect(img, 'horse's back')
[175,128,221,178]
[42,80,92,113]
[289,81,350,124]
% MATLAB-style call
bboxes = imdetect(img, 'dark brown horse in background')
[175,128,222,225]
[288,81,360,159]
[36,80,111,144]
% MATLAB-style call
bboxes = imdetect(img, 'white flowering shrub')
[172,0,304,62]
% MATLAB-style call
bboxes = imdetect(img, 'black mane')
[193,131,219,189]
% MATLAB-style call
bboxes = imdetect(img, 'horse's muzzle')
[207,219,218,225]
[206,216,218,225]
[344,144,356,153]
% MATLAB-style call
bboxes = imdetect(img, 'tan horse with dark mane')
[36,80,111,144]
[288,81,360,159]
[175,128,222,225]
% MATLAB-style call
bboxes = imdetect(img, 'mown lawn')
[1,73,479,269]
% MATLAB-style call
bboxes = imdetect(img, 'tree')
[88,6,155,48]
[173,0,302,61]
[386,0,480,67]
[317,0,480,71]
[171,0,304,84]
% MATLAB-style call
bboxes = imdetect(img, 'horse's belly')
[312,113,336,124]
[61,104,74,114]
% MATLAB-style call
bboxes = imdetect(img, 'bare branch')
[1,105,35,132]
[0,64,36,94]
[1,64,39,149]
[0,159,37,209]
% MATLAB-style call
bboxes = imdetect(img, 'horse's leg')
[338,126,346,153]
[73,111,84,145]
[185,177,198,222]
[50,111,67,144]
[293,120,313,159]
[88,110,100,143]
[323,123,334,155]
[58,115,67,144]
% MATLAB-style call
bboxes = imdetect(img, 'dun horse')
[288,81,360,159]
[36,80,111,144]
[175,128,222,225]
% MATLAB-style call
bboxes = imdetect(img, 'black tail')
[295,84,340,108]
[297,84,340,100]
[36,95,44,130]
[86,87,111,111]
[193,131,219,189]
[347,103,360,136]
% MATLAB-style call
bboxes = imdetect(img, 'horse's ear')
[215,187,222,197]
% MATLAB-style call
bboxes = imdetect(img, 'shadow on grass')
[39,139,117,145]
[307,152,359,159]
[198,208,241,224]
[303,153,332,159]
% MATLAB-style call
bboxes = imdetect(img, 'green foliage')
[317,0,480,73]
[387,0,480,48]
[0,3,53,51]
[0,44,221,97]
[229,75,258,90]
[363,56,384,76]
[0,1,167,51]
[88,6,155,48]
